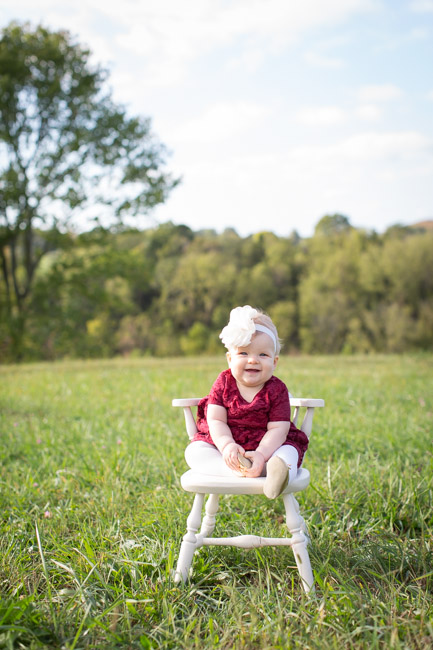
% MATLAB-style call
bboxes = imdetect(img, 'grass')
[0,354,432,649]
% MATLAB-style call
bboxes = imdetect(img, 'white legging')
[185,441,299,484]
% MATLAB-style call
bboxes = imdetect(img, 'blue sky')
[2,0,433,237]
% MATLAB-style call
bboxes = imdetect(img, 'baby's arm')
[207,404,245,471]
[257,421,290,459]
[244,421,291,477]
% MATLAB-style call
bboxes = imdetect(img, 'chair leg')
[200,494,219,537]
[292,494,310,543]
[282,493,314,594]
[174,493,205,583]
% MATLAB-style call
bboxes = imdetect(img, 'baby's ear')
[273,355,279,367]
[226,351,232,365]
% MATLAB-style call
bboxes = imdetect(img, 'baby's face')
[226,332,278,389]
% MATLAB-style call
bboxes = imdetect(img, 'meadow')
[0,355,432,649]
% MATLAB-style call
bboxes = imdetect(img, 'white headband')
[254,324,277,351]
[219,306,277,353]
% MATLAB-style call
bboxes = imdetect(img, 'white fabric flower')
[219,305,259,350]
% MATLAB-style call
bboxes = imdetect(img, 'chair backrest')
[172,397,325,441]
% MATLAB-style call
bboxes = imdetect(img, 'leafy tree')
[0,22,178,358]
[180,322,214,355]
[116,313,155,357]
[357,233,433,351]
[26,231,152,359]
[157,248,238,330]
[268,300,299,351]
[299,229,366,352]
[314,213,353,237]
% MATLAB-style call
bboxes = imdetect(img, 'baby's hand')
[243,450,265,477]
[222,442,245,471]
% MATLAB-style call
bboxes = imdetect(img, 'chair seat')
[180,467,310,495]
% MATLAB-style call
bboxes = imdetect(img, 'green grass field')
[1,355,432,649]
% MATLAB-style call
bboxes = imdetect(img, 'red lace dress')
[192,369,309,467]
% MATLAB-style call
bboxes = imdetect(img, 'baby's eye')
[260,353,269,357]
[238,351,248,356]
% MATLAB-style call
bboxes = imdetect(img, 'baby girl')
[185,306,309,499]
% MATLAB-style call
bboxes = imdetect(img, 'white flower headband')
[219,305,277,352]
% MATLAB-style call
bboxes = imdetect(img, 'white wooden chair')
[172,396,324,593]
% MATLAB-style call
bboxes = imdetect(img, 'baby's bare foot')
[263,457,289,499]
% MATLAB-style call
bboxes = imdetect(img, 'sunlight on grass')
[1,355,432,648]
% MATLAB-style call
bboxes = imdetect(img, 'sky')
[1,0,433,238]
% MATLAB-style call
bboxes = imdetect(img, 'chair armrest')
[172,398,202,407]
[290,398,325,408]
[290,399,325,437]
[172,399,201,440]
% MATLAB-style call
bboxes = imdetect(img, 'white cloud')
[355,104,383,121]
[297,106,347,126]
[1,0,378,87]
[304,50,345,68]
[407,27,430,40]
[172,102,270,145]
[353,85,403,126]
[93,0,376,86]
[283,131,431,166]
[357,84,403,103]
[330,131,431,161]
[227,48,266,73]
[409,0,433,12]
[373,26,429,53]
[0,0,56,11]
[155,128,433,236]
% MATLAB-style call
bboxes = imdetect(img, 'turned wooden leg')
[174,493,205,583]
[200,494,219,537]
[282,493,314,593]
[292,494,310,542]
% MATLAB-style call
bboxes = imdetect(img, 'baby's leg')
[263,445,299,499]
[185,441,237,477]
[270,445,299,484]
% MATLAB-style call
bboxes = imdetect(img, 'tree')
[314,213,353,237]
[0,22,178,358]
[299,229,367,353]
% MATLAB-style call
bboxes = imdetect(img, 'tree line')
[1,214,432,361]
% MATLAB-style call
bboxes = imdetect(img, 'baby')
[185,305,309,499]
